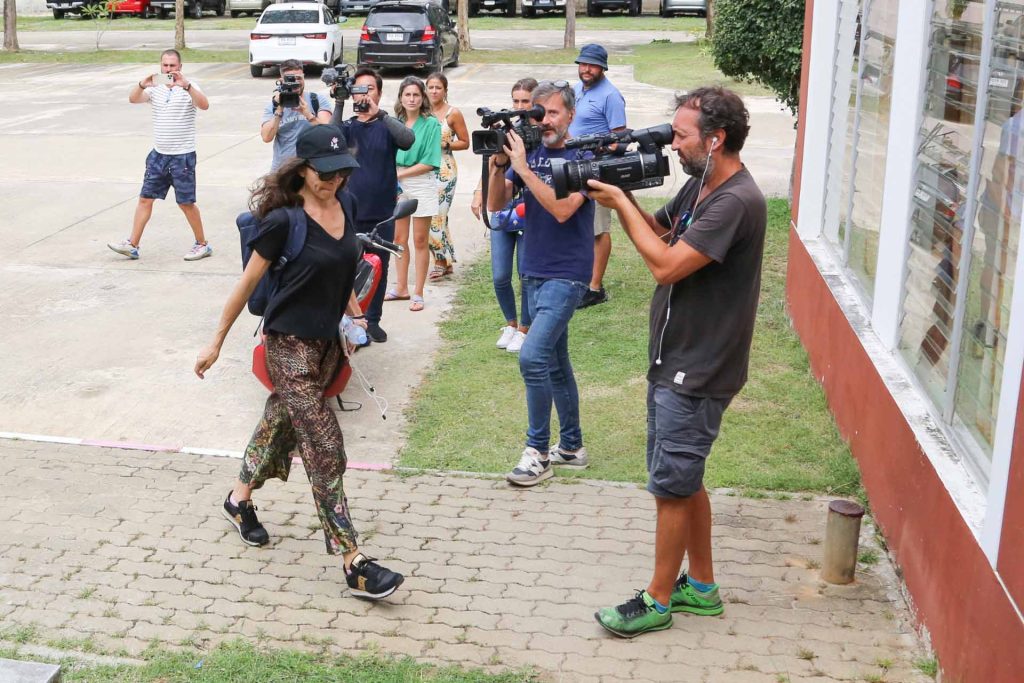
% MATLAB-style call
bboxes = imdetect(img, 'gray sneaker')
[550,444,588,469]
[506,447,553,487]
[184,241,213,261]
[107,238,139,259]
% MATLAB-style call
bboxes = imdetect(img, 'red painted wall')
[785,231,1024,682]
[997,374,1024,608]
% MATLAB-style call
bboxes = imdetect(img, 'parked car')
[228,0,271,18]
[586,0,639,15]
[469,0,514,17]
[112,0,151,16]
[249,3,345,77]
[150,0,225,19]
[520,0,563,17]
[659,0,705,17]
[356,0,458,72]
[46,0,100,19]
[337,0,382,15]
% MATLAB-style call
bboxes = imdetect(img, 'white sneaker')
[107,239,139,259]
[506,330,526,353]
[550,444,589,469]
[506,447,553,487]
[496,325,516,349]
[184,241,213,261]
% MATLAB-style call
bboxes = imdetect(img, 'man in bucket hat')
[570,43,627,309]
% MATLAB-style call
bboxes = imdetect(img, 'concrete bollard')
[822,499,865,584]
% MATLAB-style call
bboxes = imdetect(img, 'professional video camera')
[471,105,545,156]
[550,123,674,199]
[277,74,303,109]
[322,64,371,113]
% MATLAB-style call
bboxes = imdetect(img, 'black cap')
[295,124,359,172]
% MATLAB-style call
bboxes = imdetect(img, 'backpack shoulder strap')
[279,206,308,267]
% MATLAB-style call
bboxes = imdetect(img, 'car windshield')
[261,9,319,23]
[366,9,427,28]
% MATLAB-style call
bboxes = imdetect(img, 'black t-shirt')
[649,166,767,398]
[251,200,360,340]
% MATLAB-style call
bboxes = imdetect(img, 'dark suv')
[357,0,459,72]
[150,0,225,18]
[586,0,641,15]
[469,0,515,17]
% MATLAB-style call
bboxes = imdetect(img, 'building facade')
[790,0,1024,679]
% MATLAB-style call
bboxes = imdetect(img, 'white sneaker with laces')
[506,447,553,487]
[184,241,213,261]
[550,444,589,469]
[497,325,517,349]
[506,330,526,353]
[107,239,139,259]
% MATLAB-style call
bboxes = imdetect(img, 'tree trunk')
[563,0,575,50]
[457,0,471,50]
[704,0,713,40]
[175,0,185,50]
[3,0,19,52]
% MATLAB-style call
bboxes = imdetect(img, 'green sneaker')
[670,574,724,615]
[595,590,672,638]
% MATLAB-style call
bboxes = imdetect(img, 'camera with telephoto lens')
[321,64,371,113]
[471,105,545,155]
[550,123,674,199]
[277,74,303,109]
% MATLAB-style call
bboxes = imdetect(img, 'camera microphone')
[321,67,338,86]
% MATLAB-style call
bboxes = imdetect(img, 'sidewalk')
[0,439,931,682]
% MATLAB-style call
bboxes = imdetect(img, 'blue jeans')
[491,228,532,327]
[519,277,587,453]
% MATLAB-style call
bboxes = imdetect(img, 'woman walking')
[194,125,404,601]
[426,72,469,281]
[471,78,537,353]
[385,76,441,312]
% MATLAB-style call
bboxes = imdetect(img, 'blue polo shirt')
[507,145,595,283]
[569,76,627,138]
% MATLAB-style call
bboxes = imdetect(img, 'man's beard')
[542,124,568,146]
[681,151,714,178]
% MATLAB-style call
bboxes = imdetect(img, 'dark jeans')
[491,226,532,327]
[362,218,394,327]
[519,276,587,453]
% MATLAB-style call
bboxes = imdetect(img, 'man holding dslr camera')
[587,87,767,637]
[261,60,334,171]
[334,67,415,343]
[486,80,595,487]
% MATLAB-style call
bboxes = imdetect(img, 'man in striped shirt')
[108,49,212,261]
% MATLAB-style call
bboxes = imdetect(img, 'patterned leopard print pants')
[239,332,358,555]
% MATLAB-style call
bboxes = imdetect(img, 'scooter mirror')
[393,198,418,220]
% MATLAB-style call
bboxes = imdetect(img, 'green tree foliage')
[711,0,805,114]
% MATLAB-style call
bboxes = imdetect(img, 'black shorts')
[646,383,731,499]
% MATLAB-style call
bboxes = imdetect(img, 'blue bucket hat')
[575,43,609,70]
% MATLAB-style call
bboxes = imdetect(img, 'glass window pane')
[844,0,899,299]
[899,3,985,408]
[954,3,1024,457]
[823,0,861,248]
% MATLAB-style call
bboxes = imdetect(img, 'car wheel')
[250,64,263,77]
[156,6,168,17]
[449,45,459,67]
[504,0,515,16]
[659,2,669,16]
[230,9,240,16]
[628,0,639,15]
[216,0,226,15]
[188,0,201,18]
[522,6,533,16]
[52,8,65,17]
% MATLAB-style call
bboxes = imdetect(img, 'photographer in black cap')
[196,124,405,602]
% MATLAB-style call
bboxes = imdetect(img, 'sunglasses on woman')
[308,165,349,182]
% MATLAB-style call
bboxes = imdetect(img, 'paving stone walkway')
[0,440,932,682]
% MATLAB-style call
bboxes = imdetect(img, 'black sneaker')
[577,287,609,309]
[345,554,404,600]
[366,322,388,343]
[222,493,269,547]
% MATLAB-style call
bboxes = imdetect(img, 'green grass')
[462,40,772,97]
[3,14,702,31]
[399,199,862,495]
[0,48,248,63]
[6,640,538,682]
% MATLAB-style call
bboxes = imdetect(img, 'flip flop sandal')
[409,296,425,312]
[428,266,448,281]
[384,288,410,302]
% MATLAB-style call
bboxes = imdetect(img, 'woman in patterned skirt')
[194,124,404,601]
[426,72,469,281]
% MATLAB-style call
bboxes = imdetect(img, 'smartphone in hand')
[155,72,175,87]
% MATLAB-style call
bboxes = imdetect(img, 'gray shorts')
[594,203,612,235]
[646,383,731,499]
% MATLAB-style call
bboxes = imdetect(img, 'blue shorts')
[646,383,731,499]
[140,150,197,204]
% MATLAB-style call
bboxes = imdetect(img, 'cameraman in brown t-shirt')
[586,86,767,638]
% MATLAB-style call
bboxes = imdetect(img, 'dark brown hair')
[353,66,383,93]
[394,76,433,121]
[674,86,750,153]
[512,78,538,94]
[279,59,303,74]
[248,159,351,219]
[426,71,448,94]
[160,48,181,65]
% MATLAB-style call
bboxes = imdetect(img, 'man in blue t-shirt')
[569,43,627,310]
[486,80,596,488]
[260,60,333,171]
